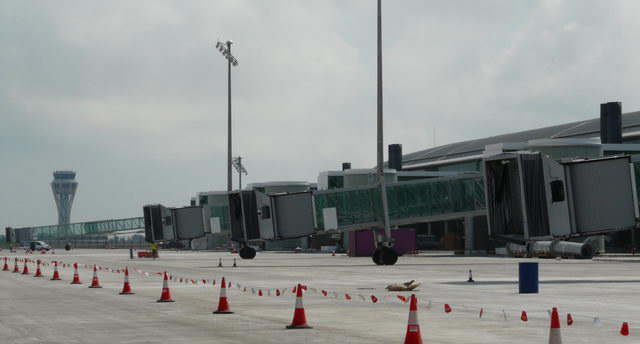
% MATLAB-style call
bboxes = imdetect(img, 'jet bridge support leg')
[371,177,398,265]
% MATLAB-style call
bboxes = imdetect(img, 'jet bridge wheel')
[380,247,398,265]
[372,249,383,265]
[239,246,256,260]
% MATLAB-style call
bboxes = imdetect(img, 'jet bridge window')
[550,180,565,203]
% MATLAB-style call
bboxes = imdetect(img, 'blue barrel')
[519,262,539,294]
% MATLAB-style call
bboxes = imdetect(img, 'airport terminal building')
[9,103,640,257]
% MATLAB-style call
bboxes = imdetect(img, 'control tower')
[51,171,78,225]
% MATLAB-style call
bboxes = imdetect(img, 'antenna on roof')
[433,125,436,147]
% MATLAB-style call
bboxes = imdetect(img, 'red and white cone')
[33,259,43,277]
[88,265,102,288]
[286,283,312,329]
[51,261,61,280]
[403,294,423,344]
[119,267,135,295]
[21,259,30,275]
[213,277,233,314]
[157,271,174,302]
[12,258,20,273]
[548,307,562,344]
[2,257,8,271]
[70,263,82,284]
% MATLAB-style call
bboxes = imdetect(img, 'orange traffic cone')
[2,257,8,271]
[213,277,233,314]
[33,259,43,277]
[21,259,30,275]
[70,263,82,284]
[12,258,19,273]
[88,265,102,288]
[621,322,630,336]
[286,283,312,329]
[403,294,423,344]
[119,267,135,295]
[51,261,61,280]
[157,271,174,302]
[548,307,562,344]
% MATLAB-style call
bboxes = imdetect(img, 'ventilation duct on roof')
[388,144,403,171]
[600,102,622,144]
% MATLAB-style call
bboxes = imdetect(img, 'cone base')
[213,310,234,314]
[88,285,103,288]
[119,291,135,295]
[70,282,82,284]
[21,273,30,275]
[286,325,313,329]
[50,277,62,280]
[34,275,44,277]
[157,299,175,302]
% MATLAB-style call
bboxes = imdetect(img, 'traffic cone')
[548,307,562,344]
[33,259,43,277]
[521,311,528,322]
[88,265,102,288]
[21,259,30,275]
[621,322,629,336]
[157,271,174,302]
[233,258,237,267]
[213,277,233,314]
[12,258,19,273]
[2,257,8,271]
[444,304,452,313]
[467,269,475,282]
[119,267,135,295]
[566,313,573,326]
[70,263,82,284]
[51,261,61,280]
[403,294,423,344]
[286,283,312,329]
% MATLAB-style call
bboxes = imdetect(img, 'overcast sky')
[3,0,640,229]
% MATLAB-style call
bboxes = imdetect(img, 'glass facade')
[314,175,485,230]
[19,217,145,241]
[209,205,231,232]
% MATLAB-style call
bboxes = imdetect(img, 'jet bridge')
[143,152,640,263]
[484,152,640,258]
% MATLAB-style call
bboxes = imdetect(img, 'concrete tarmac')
[0,249,638,343]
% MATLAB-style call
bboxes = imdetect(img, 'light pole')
[232,156,248,189]
[215,40,239,191]
[375,0,394,264]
